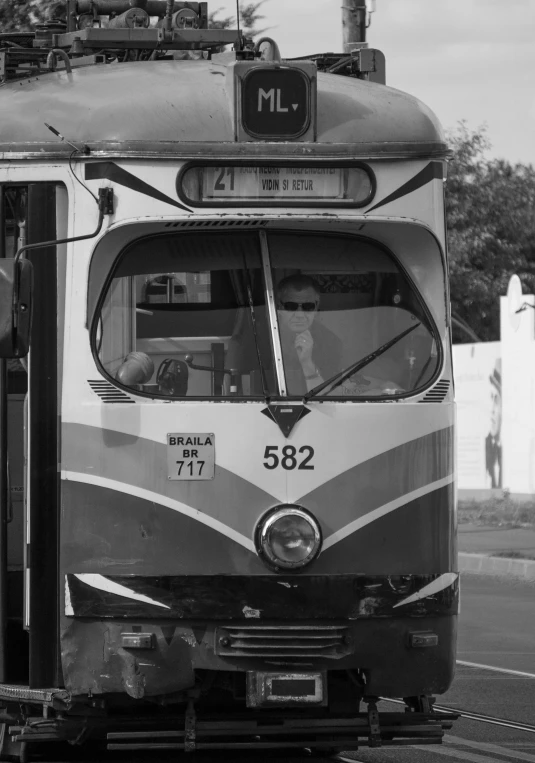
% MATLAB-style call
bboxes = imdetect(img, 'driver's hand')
[294,330,314,365]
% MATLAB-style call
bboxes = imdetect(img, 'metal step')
[106,712,458,751]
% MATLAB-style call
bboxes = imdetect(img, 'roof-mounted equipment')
[0,1,246,82]
[289,48,385,84]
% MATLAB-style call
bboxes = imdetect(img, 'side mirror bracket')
[0,258,33,359]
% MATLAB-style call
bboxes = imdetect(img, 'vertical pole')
[165,0,174,31]
[0,185,7,683]
[27,184,59,689]
[342,0,368,53]
[65,0,77,32]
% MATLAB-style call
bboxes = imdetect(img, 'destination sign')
[178,165,375,206]
[203,166,344,200]
[241,68,311,139]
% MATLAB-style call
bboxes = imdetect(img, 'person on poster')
[485,360,502,488]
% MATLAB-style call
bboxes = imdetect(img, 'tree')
[0,0,49,31]
[209,2,268,39]
[446,122,535,342]
[0,1,268,35]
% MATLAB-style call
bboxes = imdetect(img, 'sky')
[213,0,535,165]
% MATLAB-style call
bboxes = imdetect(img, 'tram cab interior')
[98,230,440,400]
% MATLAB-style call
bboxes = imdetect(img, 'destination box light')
[232,60,317,143]
[179,165,375,207]
[242,68,311,139]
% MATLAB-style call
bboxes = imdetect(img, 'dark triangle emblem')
[192,625,207,645]
[261,405,310,438]
[161,625,175,646]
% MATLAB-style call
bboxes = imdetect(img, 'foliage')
[209,1,268,38]
[446,122,535,342]
[458,497,535,528]
[0,1,267,35]
[0,0,49,31]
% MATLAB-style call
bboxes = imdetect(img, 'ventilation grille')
[88,380,135,403]
[164,219,268,229]
[420,379,450,403]
[215,625,350,659]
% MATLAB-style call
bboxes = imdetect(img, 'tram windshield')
[94,231,440,399]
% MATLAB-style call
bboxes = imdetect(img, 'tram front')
[57,56,457,748]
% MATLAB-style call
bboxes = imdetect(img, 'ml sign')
[235,62,317,142]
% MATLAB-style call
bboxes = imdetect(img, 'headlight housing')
[256,505,322,571]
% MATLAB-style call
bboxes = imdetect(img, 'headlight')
[256,506,322,570]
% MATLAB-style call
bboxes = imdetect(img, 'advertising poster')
[452,343,502,490]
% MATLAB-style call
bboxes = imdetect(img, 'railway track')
[432,660,535,735]
[379,697,535,736]
[378,657,535,735]
[332,660,535,762]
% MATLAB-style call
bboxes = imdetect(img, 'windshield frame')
[90,228,444,403]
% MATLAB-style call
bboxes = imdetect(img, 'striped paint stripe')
[322,473,455,551]
[61,470,257,553]
[61,422,453,544]
[62,469,453,554]
[366,160,444,212]
[65,577,74,617]
[392,572,458,608]
[73,573,171,610]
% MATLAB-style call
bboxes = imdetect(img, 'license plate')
[167,433,215,481]
[246,671,326,708]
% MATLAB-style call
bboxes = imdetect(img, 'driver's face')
[277,286,319,334]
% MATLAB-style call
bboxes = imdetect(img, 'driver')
[276,275,341,393]
[277,274,404,397]
[226,273,403,397]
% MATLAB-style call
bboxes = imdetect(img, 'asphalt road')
[22,572,535,763]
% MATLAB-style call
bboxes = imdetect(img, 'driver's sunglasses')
[280,301,318,312]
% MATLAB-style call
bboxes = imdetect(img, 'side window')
[1,181,67,395]
[139,272,210,306]
[4,187,27,258]
[142,274,188,304]
[3,187,28,393]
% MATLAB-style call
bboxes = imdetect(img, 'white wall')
[500,293,535,494]
[453,286,535,495]
[453,342,501,490]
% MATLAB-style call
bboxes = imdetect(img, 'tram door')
[1,183,66,688]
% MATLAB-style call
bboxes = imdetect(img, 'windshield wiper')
[303,322,421,403]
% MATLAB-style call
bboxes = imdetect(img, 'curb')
[459,552,535,581]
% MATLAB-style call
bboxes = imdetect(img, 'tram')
[0,1,458,757]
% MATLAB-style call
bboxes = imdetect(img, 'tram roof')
[0,59,446,158]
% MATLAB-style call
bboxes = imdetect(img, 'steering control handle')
[184,354,234,375]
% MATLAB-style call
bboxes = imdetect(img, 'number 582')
[263,445,315,471]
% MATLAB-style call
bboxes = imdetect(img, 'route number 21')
[263,445,315,470]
